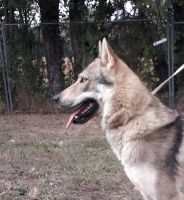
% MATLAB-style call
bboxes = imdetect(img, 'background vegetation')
[0,0,184,113]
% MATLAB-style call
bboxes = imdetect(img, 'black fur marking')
[96,72,112,85]
[165,114,183,178]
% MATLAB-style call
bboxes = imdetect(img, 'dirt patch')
[0,114,142,200]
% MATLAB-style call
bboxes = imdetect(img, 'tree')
[68,0,86,78]
[39,0,64,96]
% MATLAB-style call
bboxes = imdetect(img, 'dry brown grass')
[14,87,58,114]
[0,114,142,200]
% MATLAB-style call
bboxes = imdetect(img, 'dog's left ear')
[100,38,116,67]
[98,40,102,57]
[99,38,117,80]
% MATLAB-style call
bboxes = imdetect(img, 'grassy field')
[0,114,142,200]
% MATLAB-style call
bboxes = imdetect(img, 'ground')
[0,114,142,200]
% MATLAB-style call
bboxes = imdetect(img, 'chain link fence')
[0,19,184,113]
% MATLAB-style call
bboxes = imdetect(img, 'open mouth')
[66,99,99,128]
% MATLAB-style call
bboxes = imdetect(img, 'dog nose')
[53,95,59,103]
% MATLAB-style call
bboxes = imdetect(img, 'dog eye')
[80,78,88,83]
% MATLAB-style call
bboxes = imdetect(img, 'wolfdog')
[53,38,184,200]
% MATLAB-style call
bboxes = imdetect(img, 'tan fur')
[55,38,184,200]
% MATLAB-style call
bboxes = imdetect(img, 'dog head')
[53,38,128,128]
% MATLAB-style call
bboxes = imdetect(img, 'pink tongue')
[66,109,80,129]
[66,102,89,129]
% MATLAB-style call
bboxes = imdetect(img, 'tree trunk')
[39,0,64,96]
[69,0,86,79]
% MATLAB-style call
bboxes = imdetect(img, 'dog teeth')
[80,102,94,115]
[82,108,88,114]
[87,103,93,110]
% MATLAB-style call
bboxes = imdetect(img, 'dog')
[53,38,184,200]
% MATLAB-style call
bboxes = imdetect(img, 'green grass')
[84,138,109,150]
[12,140,61,151]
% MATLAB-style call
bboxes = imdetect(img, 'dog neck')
[101,72,178,138]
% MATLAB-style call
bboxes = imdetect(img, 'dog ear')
[100,38,117,69]
[100,38,117,81]
[98,40,102,57]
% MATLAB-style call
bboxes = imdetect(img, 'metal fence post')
[167,12,175,109]
[0,24,13,111]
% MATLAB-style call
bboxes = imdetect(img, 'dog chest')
[124,164,157,198]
